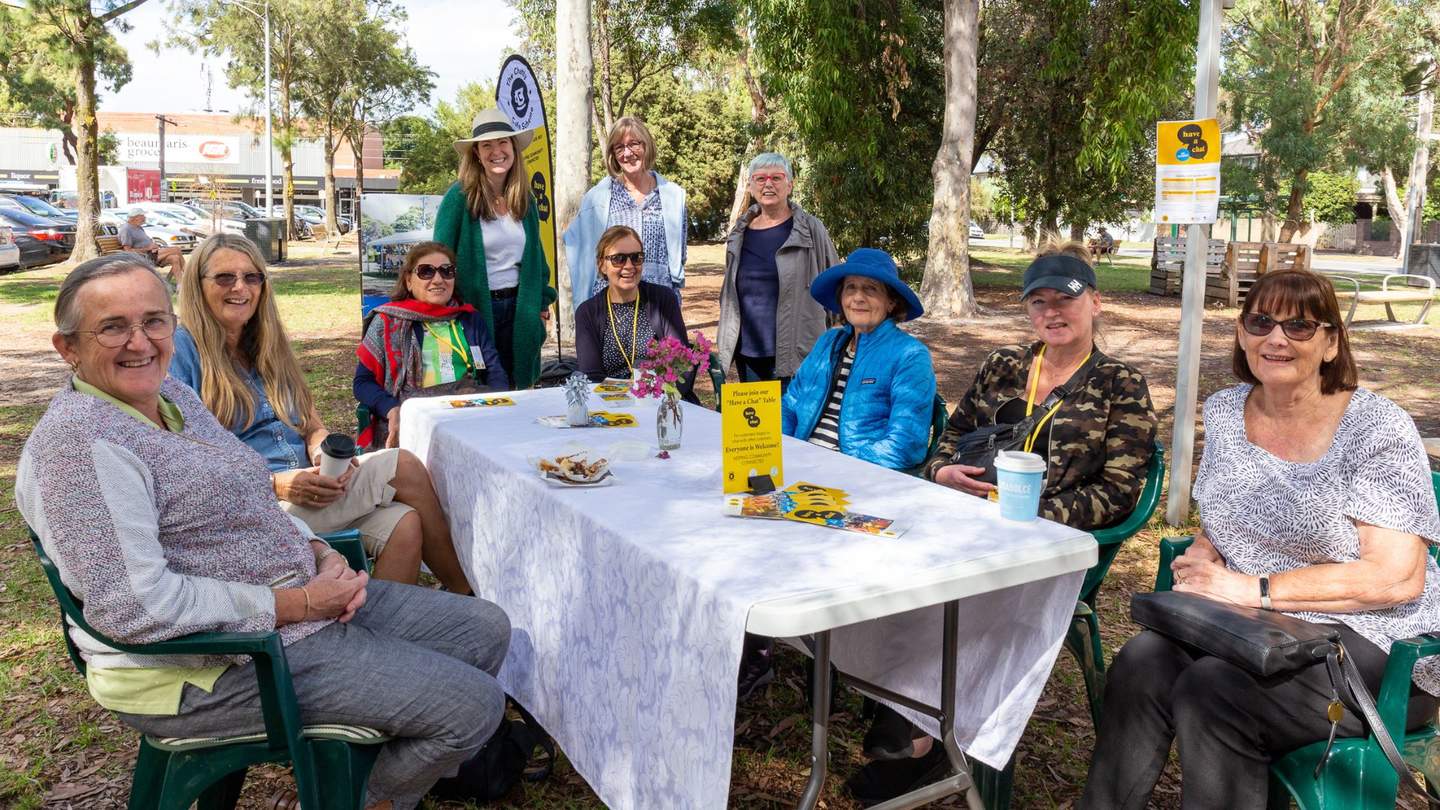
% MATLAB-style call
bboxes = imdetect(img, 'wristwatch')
[1259,576,1273,610]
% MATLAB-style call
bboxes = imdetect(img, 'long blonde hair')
[458,137,531,222]
[178,234,316,434]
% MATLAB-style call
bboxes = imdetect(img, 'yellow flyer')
[721,381,783,493]
[1155,118,1220,224]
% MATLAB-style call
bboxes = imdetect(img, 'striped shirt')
[807,345,854,450]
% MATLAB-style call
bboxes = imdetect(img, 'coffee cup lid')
[320,433,356,459]
[994,450,1046,473]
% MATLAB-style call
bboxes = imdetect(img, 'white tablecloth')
[401,388,1092,810]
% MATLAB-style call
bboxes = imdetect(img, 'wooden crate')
[1149,234,1225,296]
[1206,242,1314,307]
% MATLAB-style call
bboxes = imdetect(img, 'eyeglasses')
[413,263,457,280]
[205,271,266,288]
[604,251,645,268]
[1240,312,1331,341]
[78,314,176,348]
[750,173,788,186]
[612,140,645,156]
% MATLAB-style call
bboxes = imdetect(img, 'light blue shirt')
[562,174,688,309]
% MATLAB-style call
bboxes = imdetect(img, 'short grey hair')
[55,253,167,335]
[748,152,792,179]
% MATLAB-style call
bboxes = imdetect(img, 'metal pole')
[263,0,274,214]
[156,115,178,202]
[1166,0,1222,526]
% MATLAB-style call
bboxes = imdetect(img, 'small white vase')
[567,400,590,427]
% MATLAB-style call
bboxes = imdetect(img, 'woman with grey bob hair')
[18,253,513,809]
[716,152,841,388]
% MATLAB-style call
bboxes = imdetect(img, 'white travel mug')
[317,434,356,479]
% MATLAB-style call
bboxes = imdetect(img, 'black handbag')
[948,352,1099,484]
[428,700,555,804]
[1131,590,1440,803]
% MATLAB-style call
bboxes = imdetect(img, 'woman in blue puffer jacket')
[781,248,935,470]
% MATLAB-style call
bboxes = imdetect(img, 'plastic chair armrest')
[1374,632,1440,743]
[1155,536,1194,592]
[134,629,285,659]
[319,529,369,573]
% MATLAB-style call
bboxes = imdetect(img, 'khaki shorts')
[280,448,413,557]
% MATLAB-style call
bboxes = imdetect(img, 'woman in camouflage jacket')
[923,245,1157,530]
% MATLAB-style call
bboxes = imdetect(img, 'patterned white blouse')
[1196,385,1440,695]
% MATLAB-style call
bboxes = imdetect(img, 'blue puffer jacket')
[782,318,936,470]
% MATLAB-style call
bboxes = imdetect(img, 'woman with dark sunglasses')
[573,225,693,391]
[355,241,508,450]
[1080,269,1440,809]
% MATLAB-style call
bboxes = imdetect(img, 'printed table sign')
[720,381,783,493]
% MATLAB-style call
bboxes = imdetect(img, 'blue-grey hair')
[748,152,792,179]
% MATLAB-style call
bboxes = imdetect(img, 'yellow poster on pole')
[721,381,784,494]
[496,56,557,287]
[1155,118,1221,224]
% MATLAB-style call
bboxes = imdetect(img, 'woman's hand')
[1172,556,1258,607]
[933,464,996,498]
[305,567,369,623]
[540,308,551,322]
[385,409,401,449]
[273,468,348,508]
[315,545,350,577]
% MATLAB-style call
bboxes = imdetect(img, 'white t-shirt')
[480,215,525,291]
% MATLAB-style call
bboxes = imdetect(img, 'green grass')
[969,248,1154,293]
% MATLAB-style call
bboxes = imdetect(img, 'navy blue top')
[736,218,793,358]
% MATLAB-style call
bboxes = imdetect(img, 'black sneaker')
[736,634,775,703]
[863,703,919,760]
[844,742,948,807]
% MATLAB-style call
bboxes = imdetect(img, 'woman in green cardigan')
[434,108,557,389]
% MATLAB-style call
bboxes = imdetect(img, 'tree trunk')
[594,0,615,135]
[918,0,979,320]
[726,38,768,232]
[1381,167,1406,258]
[280,35,296,243]
[554,0,595,345]
[323,129,338,236]
[351,135,364,247]
[1278,168,1309,242]
[1069,221,1086,242]
[71,34,101,262]
[1403,64,1433,247]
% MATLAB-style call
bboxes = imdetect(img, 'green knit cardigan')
[433,182,558,389]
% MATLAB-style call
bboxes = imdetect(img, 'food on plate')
[536,453,611,483]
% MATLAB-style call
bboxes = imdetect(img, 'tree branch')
[98,0,150,25]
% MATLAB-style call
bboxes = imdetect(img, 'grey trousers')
[119,580,511,810]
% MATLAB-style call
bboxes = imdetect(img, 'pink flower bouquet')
[630,331,713,399]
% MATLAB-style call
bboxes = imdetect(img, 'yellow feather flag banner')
[496,55,557,288]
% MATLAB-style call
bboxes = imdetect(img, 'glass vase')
[656,391,683,451]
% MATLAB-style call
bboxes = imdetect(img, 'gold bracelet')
[300,586,312,621]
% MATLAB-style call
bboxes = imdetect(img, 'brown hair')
[604,117,658,177]
[595,226,642,284]
[390,241,460,302]
[457,135,531,222]
[1232,270,1357,395]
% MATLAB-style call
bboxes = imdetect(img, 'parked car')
[293,204,352,234]
[267,205,315,240]
[0,225,21,272]
[0,193,77,223]
[968,222,985,240]
[0,209,75,267]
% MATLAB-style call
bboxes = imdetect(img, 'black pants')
[490,293,518,384]
[734,353,790,392]
[1079,628,1440,810]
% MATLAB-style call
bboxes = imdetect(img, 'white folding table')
[401,388,1095,810]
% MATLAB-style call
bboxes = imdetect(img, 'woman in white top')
[433,108,557,389]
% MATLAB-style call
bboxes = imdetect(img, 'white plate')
[539,470,617,488]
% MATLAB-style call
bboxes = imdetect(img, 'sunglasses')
[205,272,266,288]
[413,263,457,280]
[604,251,645,269]
[1240,312,1331,341]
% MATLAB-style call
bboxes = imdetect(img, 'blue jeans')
[489,293,518,384]
[119,581,511,810]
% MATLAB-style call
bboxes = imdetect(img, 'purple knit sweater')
[16,377,331,669]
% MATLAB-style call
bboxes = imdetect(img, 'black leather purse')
[1131,590,1440,803]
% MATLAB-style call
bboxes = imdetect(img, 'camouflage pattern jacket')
[923,342,1157,529]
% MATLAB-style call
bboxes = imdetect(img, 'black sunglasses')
[604,251,644,269]
[1240,312,1331,341]
[414,263,457,280]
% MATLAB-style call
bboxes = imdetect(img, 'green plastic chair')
[707,351,727,410]
[904,394,950,477]
[29,528,385,810]
[1154,497,1440,810]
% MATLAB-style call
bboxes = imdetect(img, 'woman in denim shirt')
[169,234,471,593]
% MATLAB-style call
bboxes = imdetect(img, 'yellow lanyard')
[605,291,641,374]
[425,320,472,370]
[1023,344,1090,454]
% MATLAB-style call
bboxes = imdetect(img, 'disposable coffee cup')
[318,434,356,479]
[994,450,1046,521]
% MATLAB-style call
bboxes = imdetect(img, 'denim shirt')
[169,326,309,472]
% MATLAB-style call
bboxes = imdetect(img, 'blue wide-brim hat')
[809,248,924,322]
